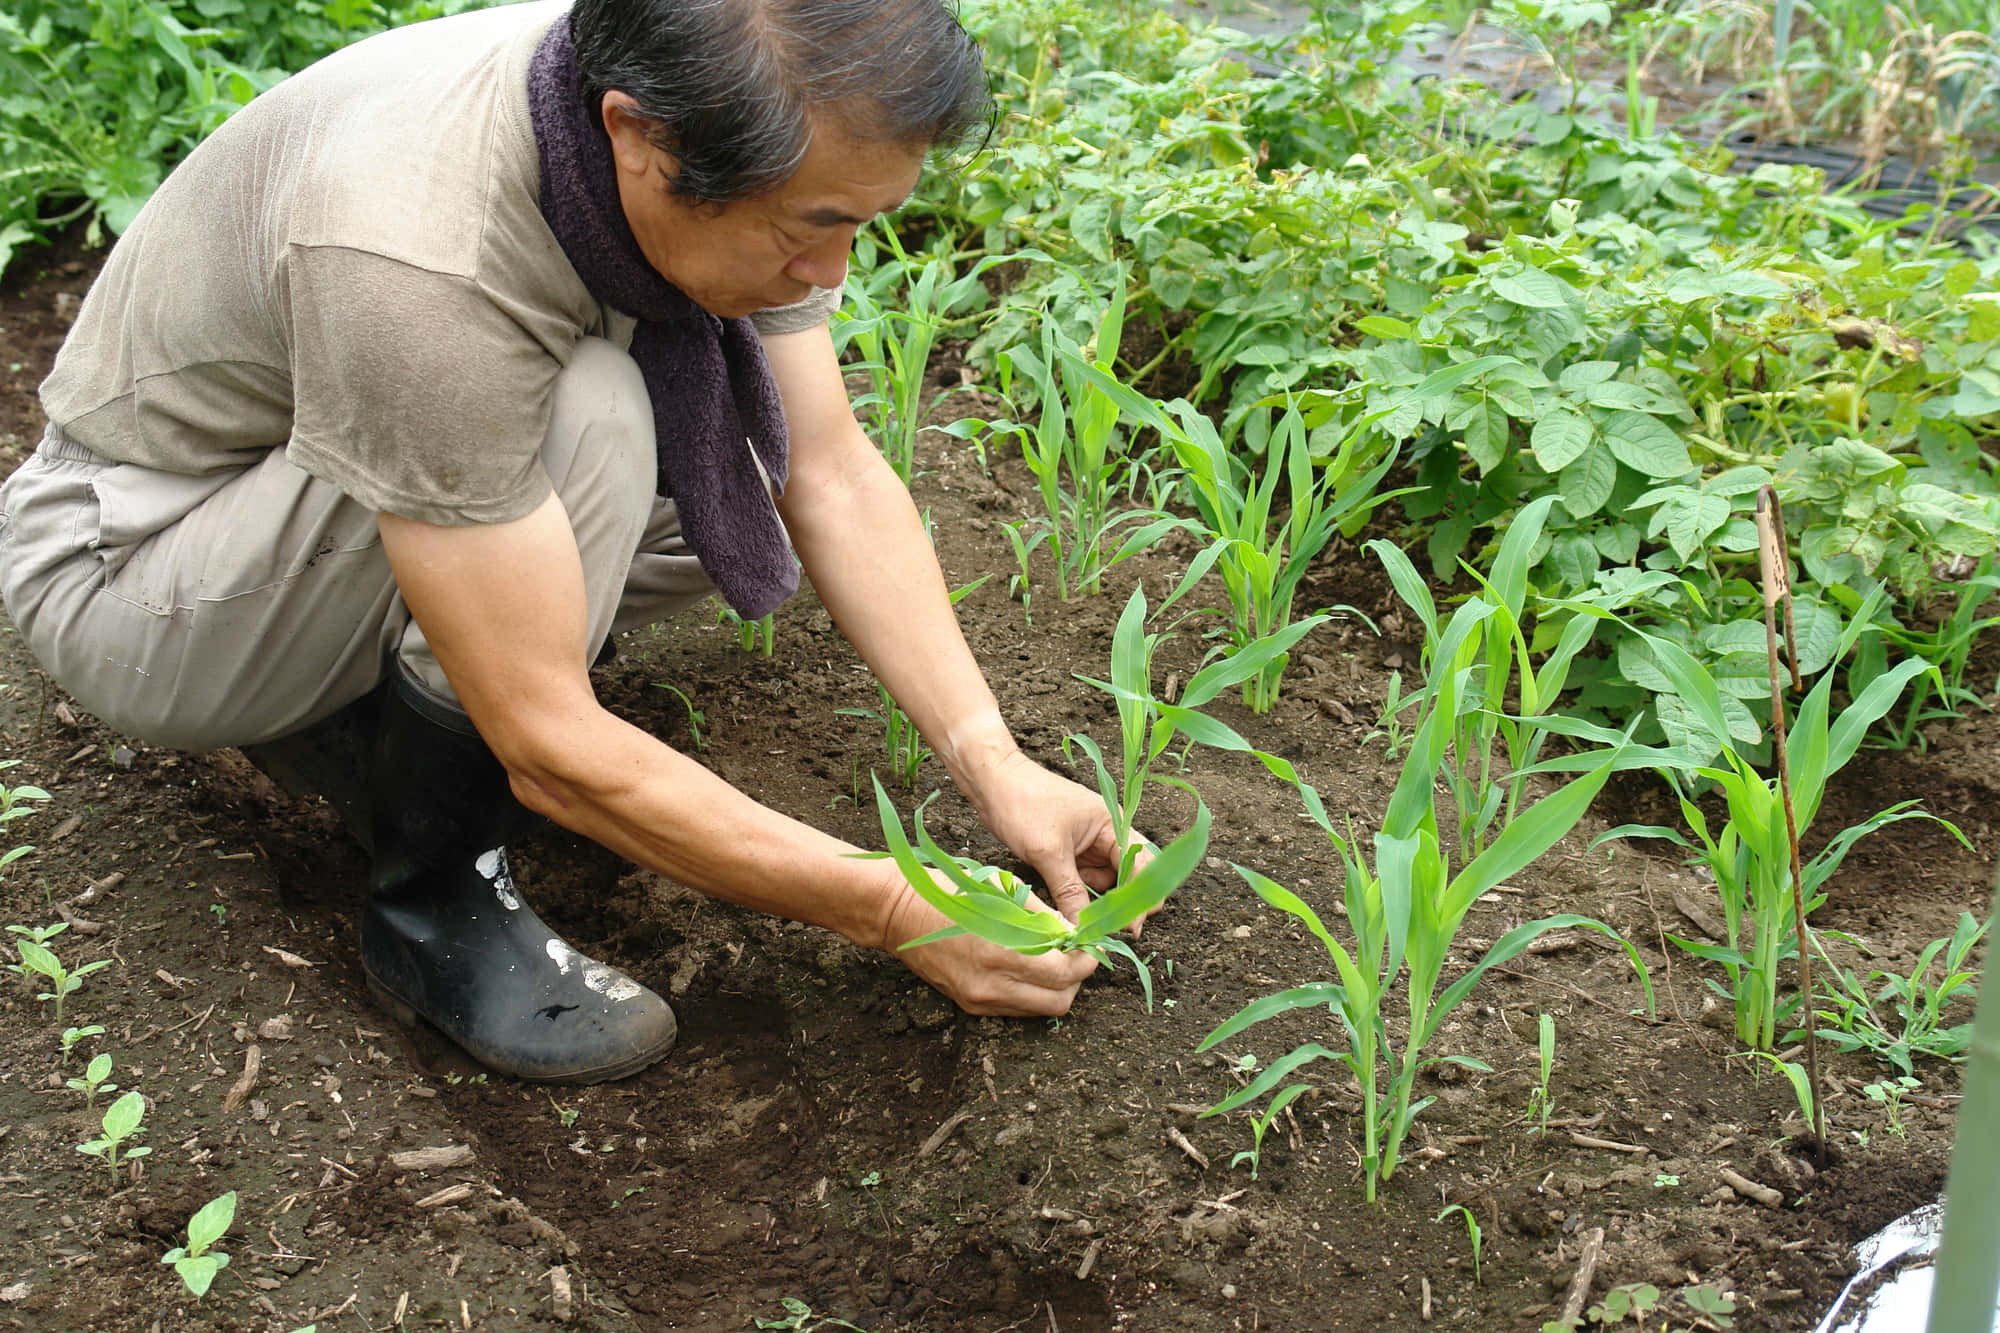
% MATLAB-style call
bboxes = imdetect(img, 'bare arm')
[376,414,1094,1014]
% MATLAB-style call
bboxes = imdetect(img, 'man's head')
[569,0,990,207]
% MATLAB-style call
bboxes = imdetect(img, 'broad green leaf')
[1559,446,1617,517]
[1531,409,1593,471]
[102,1090,146,1140]
[1068,195,1114,263]
[1665,493,1731,562]
[1602,412,1692,478]
[1490,267,1572,309]
[186,1192,237,1254]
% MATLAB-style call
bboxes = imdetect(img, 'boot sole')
[364,973,673,1085]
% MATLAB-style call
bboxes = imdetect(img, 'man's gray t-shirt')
[40,0,838,527]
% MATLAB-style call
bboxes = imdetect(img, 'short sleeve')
[283,244,563,526]
[750,285,842,337]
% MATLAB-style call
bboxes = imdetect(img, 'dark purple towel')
[527,20,799,619]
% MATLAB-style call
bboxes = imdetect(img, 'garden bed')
[0,241,1995,1333]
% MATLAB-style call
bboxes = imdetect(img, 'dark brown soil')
[0,235,1993,1333]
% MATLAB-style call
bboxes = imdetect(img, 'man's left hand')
[967,751,1159,933]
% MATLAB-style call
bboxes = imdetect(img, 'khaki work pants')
[0,338,721,750]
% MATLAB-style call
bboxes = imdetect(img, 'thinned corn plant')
[871,778,1210,1010]
[1199,593,1653,1203]
[1596,592,1972,1052]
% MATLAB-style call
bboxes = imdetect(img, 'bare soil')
[0,235,1994,1333]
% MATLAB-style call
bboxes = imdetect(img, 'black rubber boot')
[240,686,387,852]
[358,676,677,1083]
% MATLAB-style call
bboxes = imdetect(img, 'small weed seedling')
[547,1093,580,1128]
[756,1296,877,1332]
[1862,1076,1922,1136]
[67,1051,118,1107]
[1436,1203,1483,1283]
[1811,912,1987,1075]
[60,1023,104,1067]
[76,1089,151,1185]
[0,758,50,878]
[10,927,111,1024]
[161,1190,235,1297]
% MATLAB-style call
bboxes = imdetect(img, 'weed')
[160,1190,234,1297]
[1228,1083,1306,1182]
[59,1023,103,1067]
[0,759,50,878]
[9,924,110,1024]
[76,1088,151,1184]
[66,1050,117,1107]
[1862,1076,1923,1136]
[1811,911,1987,1074]
[756,1296,876,1331]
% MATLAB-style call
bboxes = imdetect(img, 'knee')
[546,337,655,507]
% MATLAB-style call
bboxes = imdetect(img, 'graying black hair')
[570,0,990,204]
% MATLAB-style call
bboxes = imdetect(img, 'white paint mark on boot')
[542,939,643,1001]
[475,848,521,910]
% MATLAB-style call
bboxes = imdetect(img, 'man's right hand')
[878,872,1098,1017]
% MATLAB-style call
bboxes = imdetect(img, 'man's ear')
[600,91,679,183]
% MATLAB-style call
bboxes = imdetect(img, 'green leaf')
[186,1191,236,1256]
[1665,493,1731,562]
[1073,803,1210,946]
[1068,195,1114,263]
[1602,412,1691,478]
[1531,409,1593,471]
[1490,267,1572,309]
[101,1089,145,1141]
[1558,445,1618,518]
[1357,315,1412,340]
[1198,983,1345,1051]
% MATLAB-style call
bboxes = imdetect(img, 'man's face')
[602,94,925,320]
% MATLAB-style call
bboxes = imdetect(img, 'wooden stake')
[1755,487,1824,1153]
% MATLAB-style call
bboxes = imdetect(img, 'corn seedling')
[1367,495,1617,861]
[717,605,775,657]
[60,1023,104,1068]
[650,683,708,752]
[872,776,1210,1011]
[161,1190,234,1298]
[0,759,49,878]
[1436,1203,1483,1283]
[10,930,110,1024]
[959,283,1188,602]
[1811,911,1987,1076]
[1743,1049,1817,1139]
[832,231,1043,485]
[66,1051,117,1107]
[1595,594,1972,1052]
[1838,556,2000,751]
[76,1089,150,1184]
[840,685,930,789]
[1065,363,1407,712]
[1066,584,1336,881]
[1528,1012,1557,1134]
[1201,600,1652,1202]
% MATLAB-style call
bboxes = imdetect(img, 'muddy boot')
[239,685,388,852]
[362,674,677,1083]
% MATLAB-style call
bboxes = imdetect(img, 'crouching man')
[0,0,1135,1082]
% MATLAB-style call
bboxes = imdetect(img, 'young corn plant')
[1596,595,1972,1052]
[76,1089,151,1185]
[832,231,1043,484]
[1064,364,1406,712]
[1838,557,2000,751]
[956,283,1186,602]
[1527,1013,1557,1135]
[1065,583,1338,879]
[871,777,1210,1011]
[1200,599,1652,1203]
[840,684,931,789]
[161,1190,235,1298]
[717,606,775,657]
